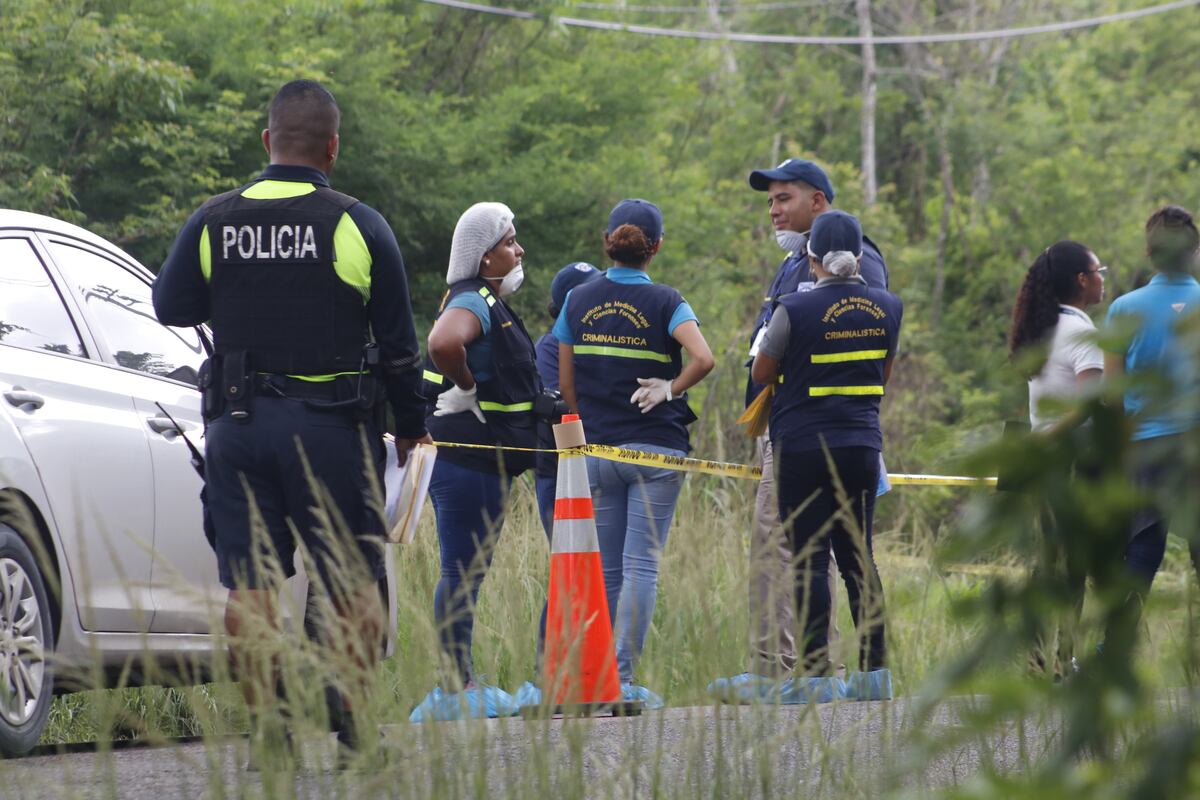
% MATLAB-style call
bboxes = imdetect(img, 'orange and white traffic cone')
[533,414,640,717]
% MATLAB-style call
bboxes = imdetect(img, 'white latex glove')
[629,377,673,414]
[435,384,486,423]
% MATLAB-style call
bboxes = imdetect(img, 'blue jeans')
[429,459,512,684]
[586,443,685,682]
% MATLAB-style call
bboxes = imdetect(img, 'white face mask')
[497,265,524,297]
[775,230,808,254]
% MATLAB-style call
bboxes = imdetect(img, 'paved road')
[0,696,1143,799]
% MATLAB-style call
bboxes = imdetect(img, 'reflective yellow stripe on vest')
[478,401,534,412]
[809,385,885,397]
[423,369,444,384]
[811,349,888,364]
[477,286,496,307]
[574,345,672,363]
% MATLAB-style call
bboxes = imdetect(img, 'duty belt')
[254,374,344,401]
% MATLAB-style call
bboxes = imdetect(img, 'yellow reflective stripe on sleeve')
[478,401,534,412]
[574,345,672,363]
[811,349,888,364]
[333,213,371,302]
[241,181,317,200]
[808,385,884,397]
[423,369,444,383]
[199,226,212,282]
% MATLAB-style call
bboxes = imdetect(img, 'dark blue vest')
[423,279,539,475]
[746,236,889,407]
[564,277,696,451]
[770,280,902,454]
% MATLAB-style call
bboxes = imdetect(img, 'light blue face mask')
[775,230,808,254]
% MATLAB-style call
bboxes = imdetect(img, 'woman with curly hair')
[1008,239,1106,678]
[1009,240,1106,429]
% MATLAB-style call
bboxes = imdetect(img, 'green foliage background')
[3,0,1200,521]
[7,2,1200,794]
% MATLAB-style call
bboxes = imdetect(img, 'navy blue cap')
[607,199,663,243]
[808,210,862,260]
[549,262,601,317]
[748,158,836,202]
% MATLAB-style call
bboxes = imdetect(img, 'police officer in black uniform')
[751,210,902,703]
[153,80,429,760]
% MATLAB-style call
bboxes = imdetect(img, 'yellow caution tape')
[888,473,998,487]
[579,444,762,480]
[399,437,997,486]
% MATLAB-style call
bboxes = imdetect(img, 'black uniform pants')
[206,394,387,592]
[774,443,886,674]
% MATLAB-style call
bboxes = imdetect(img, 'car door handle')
[147,416,192,435]
[3,389,44,411]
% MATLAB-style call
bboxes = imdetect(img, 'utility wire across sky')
[417,0,1200,46]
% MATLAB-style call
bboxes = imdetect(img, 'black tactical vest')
[204,183,368,375]
[423,279,540,475]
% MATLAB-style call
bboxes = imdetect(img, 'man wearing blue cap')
[514,261,604,708]
[750,209,901,701]
[710,158,889,703]
[535,262,603,535]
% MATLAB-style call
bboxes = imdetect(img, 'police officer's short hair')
[268,79,340,156]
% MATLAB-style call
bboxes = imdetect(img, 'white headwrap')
[446,202,515,285]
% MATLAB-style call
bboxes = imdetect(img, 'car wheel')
[0,523,54,758]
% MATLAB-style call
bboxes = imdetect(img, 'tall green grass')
[23,461,1199,798]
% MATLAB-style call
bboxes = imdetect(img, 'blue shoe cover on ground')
[845,668,893,701]
[621,682,665,710]
[515,681,542,708]
[409,685,520,722]
[706,672,782,704]
[779,675,846,704]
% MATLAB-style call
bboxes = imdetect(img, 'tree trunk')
[932,121,954,328]
[857,0,878,206]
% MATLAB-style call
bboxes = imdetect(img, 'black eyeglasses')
[1088,265,1108,276]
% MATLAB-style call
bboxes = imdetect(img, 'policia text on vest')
[219,223,320,261]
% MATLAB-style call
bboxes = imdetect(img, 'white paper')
[383,438,437,544]
[748,325,767,358]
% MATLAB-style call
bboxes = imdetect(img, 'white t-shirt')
[1028,306,1104,431]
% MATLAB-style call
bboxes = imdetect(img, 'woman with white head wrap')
[750,209,904,704]
[411,202,538,721]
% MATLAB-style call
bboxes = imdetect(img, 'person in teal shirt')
[1104,204,1200,631]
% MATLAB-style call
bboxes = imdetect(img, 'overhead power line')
[418,0,1200,46]
[575,0,840,12]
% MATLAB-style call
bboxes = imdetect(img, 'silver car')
[0,210,397,757]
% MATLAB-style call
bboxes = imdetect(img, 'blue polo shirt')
[1106,272,1200,441]
[553,267,697,343]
